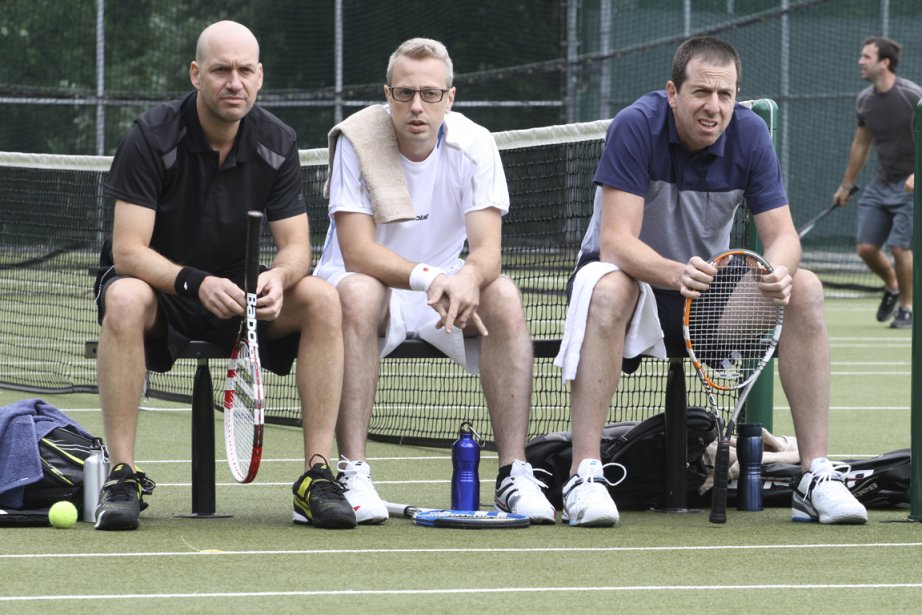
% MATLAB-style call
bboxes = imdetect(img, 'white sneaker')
[561,459,621,527]
[494,460,556,524]
[336,458,388,524]
[792,457,868,524]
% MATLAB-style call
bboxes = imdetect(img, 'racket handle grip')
[384,502,417,519]
[708,440,731,524]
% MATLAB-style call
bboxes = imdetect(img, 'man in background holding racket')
[93,21,354,530]
[832,37,919,330]
[555,36,867,526]
[314,38,556,525]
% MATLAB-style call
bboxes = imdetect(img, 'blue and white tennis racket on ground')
[385,502,530,529]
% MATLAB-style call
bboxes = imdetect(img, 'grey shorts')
[856,178,913,249]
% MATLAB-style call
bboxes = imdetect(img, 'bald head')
[190,20,263,131]
[195,20,260,64]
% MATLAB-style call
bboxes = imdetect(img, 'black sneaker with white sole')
[94,464,154,531]
[292,458,357,529]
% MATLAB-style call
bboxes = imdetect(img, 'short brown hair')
[671,36,741,93]
[864,36,901,72]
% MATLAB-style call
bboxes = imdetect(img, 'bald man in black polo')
[94,20,354,531]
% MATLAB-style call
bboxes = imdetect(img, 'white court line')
[152,479,457,487]
[831,361,910,365]
[4,583,922,603]
[137,454,471,464]
[828,371,910,375]
[2,541,919,560]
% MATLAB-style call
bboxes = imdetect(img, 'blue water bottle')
[736,423,763,511]
[451,421,481,510]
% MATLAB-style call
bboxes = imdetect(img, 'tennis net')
[3,118,761,446]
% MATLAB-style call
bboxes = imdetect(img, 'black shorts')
[567,251,684,374]
[94,265,299,376]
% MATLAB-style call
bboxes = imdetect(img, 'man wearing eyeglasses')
[314,38,556,526]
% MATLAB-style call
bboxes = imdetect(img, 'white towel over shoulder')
[554,261,666,383]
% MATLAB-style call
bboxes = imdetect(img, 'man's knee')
[789,269,825,322]
[336,274,388,331]
[479,277,526,328]
[856,243,881,260]
[587,272,638,330]
[289,276,342,326]
[101,279,157,331]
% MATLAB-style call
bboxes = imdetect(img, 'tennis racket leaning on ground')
[683,249,783,524]
[224,210,265,484]
[384,501,530,529]
[797,185,859,239]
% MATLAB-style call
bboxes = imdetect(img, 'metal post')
[779,0,790,184]
[909,99,922,521]
[334,0,344,124]
[881,0,890,38]
[95,0,105,156]
[598,0,612,121]
[565,0,579,124]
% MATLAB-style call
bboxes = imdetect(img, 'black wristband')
[174,267,208,298]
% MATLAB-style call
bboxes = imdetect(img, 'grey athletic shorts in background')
[856,178,914,249]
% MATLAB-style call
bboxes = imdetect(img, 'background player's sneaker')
[292,459,357,529]
[336,458,388,524]
[494,459,556,524]
[876,289,899,322]
[561,459,620,527]
[791,457,867,524]
[890,307,912,330]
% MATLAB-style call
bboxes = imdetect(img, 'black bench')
[84,337,695,517]
[84,339,228,518]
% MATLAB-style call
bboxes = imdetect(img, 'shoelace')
[511,466,551,491]
[581,461,628,489]
[336,456,366,475]
[812,463,850,486]
[136,470,156,496]
[308,475,346,498]
[103,475,139,502]
[335,456,374,489]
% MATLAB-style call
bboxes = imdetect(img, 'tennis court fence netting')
[0,118,870,446]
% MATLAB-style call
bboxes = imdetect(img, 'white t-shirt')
[314,109,510,284]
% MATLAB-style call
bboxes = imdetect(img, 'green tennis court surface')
[1,297,918,613]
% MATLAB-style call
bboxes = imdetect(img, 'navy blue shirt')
[104,91,305,278]
[581,91,788,264]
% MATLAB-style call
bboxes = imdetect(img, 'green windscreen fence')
[4,1,919,292]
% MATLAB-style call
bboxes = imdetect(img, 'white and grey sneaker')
[336,458,388,524]
[792,457,868,524]
[494,459,556,524]
[561,458,622,527]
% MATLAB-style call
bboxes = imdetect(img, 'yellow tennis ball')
[49,501,78,529]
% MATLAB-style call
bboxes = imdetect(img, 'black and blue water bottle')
[451,421,481,510]
[736,423,764,511]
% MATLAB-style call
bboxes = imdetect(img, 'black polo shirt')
[104,91,305,279]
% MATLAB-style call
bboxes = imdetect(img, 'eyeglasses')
[386,85,450,103]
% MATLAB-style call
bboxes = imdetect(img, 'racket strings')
[227,344,262,476]
[688,254,779,387]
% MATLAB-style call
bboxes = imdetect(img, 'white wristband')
[409,263,445,292]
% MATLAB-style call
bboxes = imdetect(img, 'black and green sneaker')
[94,463,154,531]
[292,459,356,529]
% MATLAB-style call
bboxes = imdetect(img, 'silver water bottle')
[83,437,110,522]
